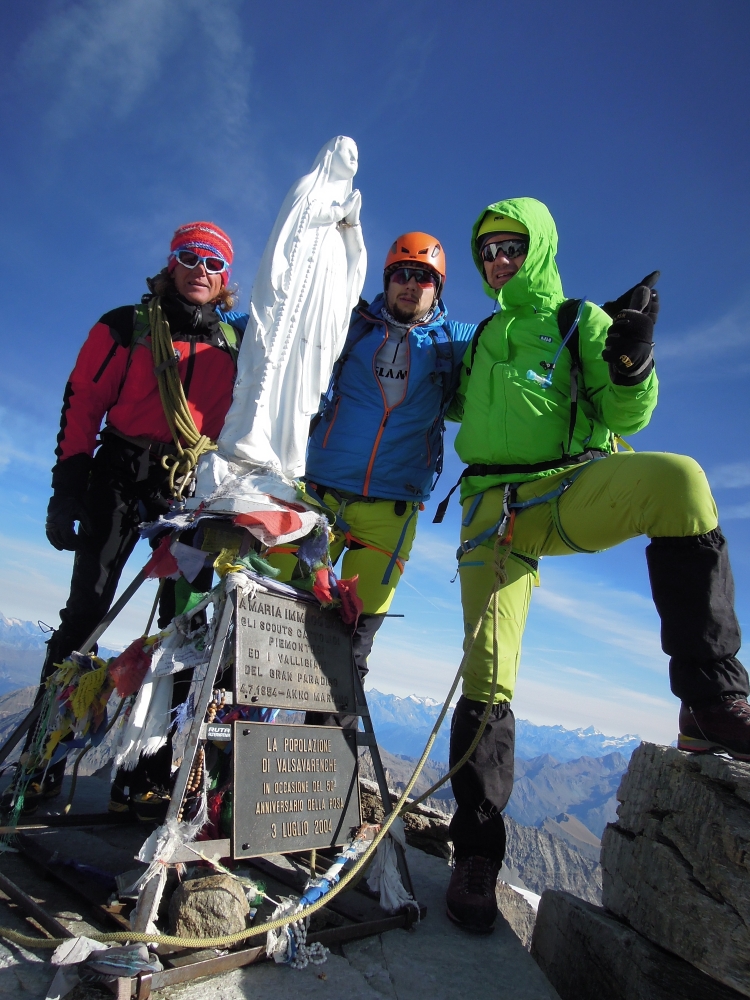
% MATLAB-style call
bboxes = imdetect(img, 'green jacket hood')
[471,197,565,312]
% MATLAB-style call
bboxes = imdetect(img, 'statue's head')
[328,136,358,181]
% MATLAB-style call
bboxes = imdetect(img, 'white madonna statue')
[214,136,366,490]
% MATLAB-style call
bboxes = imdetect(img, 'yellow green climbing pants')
[268,493,420,615]
[458,452,718,703]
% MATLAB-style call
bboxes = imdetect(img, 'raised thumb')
[628,285,651,313]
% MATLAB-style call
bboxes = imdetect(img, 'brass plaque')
[232,722,361,857]
[234,591,357,713]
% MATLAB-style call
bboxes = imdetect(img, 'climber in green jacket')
[443,197,748,935]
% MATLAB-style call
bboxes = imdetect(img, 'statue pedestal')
[187,452,300,514]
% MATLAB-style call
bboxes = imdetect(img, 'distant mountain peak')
[365,688,642,766]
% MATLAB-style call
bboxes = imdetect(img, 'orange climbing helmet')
[383,232,446,293]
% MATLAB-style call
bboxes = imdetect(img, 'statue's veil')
[251,136,354,316]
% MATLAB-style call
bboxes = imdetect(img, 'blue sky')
[0,1,748,744]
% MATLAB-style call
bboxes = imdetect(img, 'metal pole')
[131,592,235,933]
[78,567,149,655]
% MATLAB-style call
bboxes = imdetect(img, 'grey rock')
[168,873,250,939]
[601,743,750,995]
[531,889,745,1000]
[496,881,537,950]
[359,779,453,860]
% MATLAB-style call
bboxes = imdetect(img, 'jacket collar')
[362,293,447,327]
[156,292,221,337]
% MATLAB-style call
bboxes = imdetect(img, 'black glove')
[46,494,91,551]
[602,273,660,385]
[46,454,93,551]
[601,271,660,324]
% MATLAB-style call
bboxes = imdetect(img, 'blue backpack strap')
[425,321,460,488]
[556,299,585,455]
[427,321,459,411]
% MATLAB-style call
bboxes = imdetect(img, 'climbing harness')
[297,484,420,586]
[454,458,605,567]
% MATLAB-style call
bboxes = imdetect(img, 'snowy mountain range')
[365,688,642,764]
[0,611,120,694]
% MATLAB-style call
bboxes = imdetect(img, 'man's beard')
[389,296,435,324]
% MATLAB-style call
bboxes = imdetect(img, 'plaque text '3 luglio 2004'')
[234,591,356,713]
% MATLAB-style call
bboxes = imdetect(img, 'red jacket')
[55,300,241,464]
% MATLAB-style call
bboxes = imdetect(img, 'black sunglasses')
[387,267,438,288]
[480,238,529,262]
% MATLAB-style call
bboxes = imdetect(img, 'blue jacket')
[306,295,475,501]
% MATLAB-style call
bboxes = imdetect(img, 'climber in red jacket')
[13,221,247,814]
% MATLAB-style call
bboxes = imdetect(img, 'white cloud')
[720,502,750,521]
[0,407,57,474]
[657,300,750,363]
[708,461,750,490]
[561,666,603,680]
[16,0,255,189]
[533,577,665,672]
[20,1,173,134]
[511,675,675,746]
[0,533,160,650]
[410,534,458,570]
[367,628,676,745]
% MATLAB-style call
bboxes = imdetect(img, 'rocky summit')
[532,743,750,1000]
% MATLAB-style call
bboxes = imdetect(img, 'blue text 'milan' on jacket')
[306,294,476,502]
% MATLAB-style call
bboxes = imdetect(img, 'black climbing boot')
[678,695,750,760]
[445,854,501,934]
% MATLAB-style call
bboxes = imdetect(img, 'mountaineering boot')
[1,755,67,816]
[678,696,750,760]
[132,788,171,823]
[108,779,131,815]
[646,530,749,703]
[445,854,501,934]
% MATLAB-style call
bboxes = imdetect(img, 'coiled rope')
[0,520,512,951]
[149,298,217,500]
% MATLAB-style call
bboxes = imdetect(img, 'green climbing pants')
[458,451,718,703]
[268,492,420,615]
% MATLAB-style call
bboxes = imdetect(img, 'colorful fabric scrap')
[108,638,154,697]
[144,535,180,579]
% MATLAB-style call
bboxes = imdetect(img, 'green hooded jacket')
[450,197,658,499]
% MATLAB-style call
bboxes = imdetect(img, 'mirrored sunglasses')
[388,266,438,288]
[171,249,229,273]
[480,238,529,262]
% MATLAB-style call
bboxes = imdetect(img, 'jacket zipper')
[182,339,197,400]
[362,321,413,495]
[322,396,341,448]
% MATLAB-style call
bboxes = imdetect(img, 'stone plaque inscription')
[234,591,356,713]
[232,722,361,857]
